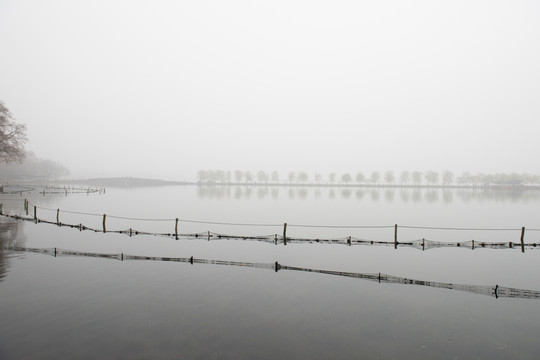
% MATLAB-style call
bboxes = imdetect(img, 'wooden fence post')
[175,218,179,240]
[283,223,287,245]
[103,214,107,233]
[0,203,2,215]
[394,224,398,249]
[520,227,525,253]
[56,209,60,225]
[34,206,37,222]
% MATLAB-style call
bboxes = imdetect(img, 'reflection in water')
[443,190,453,203]
[412,189,422,202]
[425,190,439,203]
[400,190,410,203]
[384,190,395,202]
[196,185,540,203]
[0,220,25,282]
[10,246,540,300]
[341,189,352,199]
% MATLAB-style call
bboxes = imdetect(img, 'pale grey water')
[1,185,540,359]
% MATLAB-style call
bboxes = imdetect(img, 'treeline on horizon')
[0,151,69,180]
[197,169,540,186]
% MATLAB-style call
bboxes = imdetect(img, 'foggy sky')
[1,0,539,180]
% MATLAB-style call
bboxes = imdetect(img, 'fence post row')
[3,202,536,253]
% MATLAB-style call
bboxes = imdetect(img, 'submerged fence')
[0,185,104,196]
[1,198,540,252]
[8,246,540,300]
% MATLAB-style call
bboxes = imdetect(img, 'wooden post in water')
[175,218,179,240]
[520,227,525,253]
[422,238,425,251]
[347,236,351,246]
[283,223,287,246]
[472,239,475,250]
[56,209,60,225]
[34,206,37,222]
[0,203,2,215]
[102,214,107,233]
[394,224,398,249]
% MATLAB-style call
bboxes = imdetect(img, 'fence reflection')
[10,246,540,300]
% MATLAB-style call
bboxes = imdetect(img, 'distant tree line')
[0,151,69,180]
[197,170,540,186]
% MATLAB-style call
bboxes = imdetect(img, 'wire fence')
[8,246,540,300]
[1,198,540,252]
[0,184,104,196]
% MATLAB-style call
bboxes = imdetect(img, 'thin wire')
[400,225,522,231]
[289,224,393,229]
[178,219,282,227]
[16,204,540,231]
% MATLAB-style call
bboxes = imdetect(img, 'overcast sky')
[1,0,539,180]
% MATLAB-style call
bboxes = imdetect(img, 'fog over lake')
[1,1,539,179]
[2,1,540,359]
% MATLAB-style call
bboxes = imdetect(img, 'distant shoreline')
[2,176,538,191]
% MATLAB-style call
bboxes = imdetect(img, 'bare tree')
[329,172,336,184]
[399,171,410,185]
[424,170,439,185]
[297,171,309,183]
[370,171,380,184]
[0,101,27,164]
[442,170,454,186]
[355,172,365,183]
[384,170,395,184]
[257,170,268,184]
[234,170,243,183]
[412,171,422,185]
[341,173,353,184]
[288,171,296,184]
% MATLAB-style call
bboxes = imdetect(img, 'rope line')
[2,213,540,252]
[4,199,540,232]
[289,224,393,229]
[399,225,523,231]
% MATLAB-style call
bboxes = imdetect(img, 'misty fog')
[1,1,539,180]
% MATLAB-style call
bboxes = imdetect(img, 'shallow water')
[1,185,540,359]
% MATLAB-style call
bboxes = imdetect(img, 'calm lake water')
[1,185,540,359]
